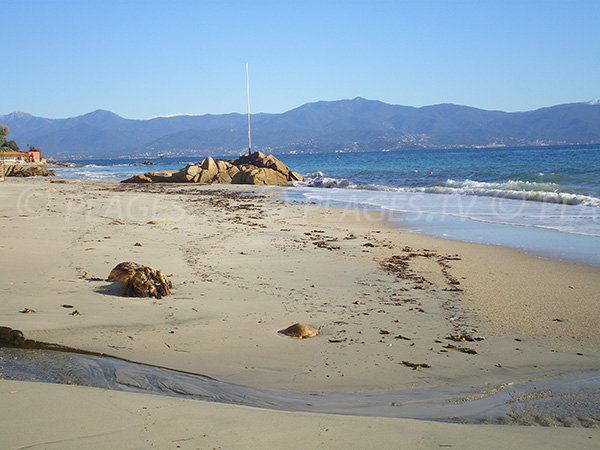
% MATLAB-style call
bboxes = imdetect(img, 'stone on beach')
[107,262,172,299]
[279,323,318,339]
[121,151,304,186]
[0,326,26,347]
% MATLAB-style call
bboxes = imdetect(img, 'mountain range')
[2,97,600,159]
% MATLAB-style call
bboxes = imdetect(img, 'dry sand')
[1,178,600,448]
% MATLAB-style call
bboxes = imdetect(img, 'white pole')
[246,63,252,156]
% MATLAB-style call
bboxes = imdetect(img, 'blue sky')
[4,0,600,118]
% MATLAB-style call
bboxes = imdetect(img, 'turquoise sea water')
[53,145,600,265]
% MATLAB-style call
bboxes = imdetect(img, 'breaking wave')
[301,172,358,189]
[299,174,600,207]
[417,179,600,207]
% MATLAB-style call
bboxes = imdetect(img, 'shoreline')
[1,177,600,446]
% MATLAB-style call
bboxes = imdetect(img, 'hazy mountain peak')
[1,111,34,120]
[81,109,123,119]
[3,99,600,158]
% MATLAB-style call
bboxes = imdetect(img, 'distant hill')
[2,98,600,159]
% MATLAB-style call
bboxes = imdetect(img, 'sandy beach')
[1,177,600,448]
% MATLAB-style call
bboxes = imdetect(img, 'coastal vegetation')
[0,124,20,152]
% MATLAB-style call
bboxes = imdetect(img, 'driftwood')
[108,262,172,299]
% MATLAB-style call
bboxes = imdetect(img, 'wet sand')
[3,346,600,427]
[3,379,598,450]
[1,178,599,447]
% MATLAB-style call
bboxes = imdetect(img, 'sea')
[53,145,600,266]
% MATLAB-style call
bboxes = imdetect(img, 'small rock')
[279,323,318,339]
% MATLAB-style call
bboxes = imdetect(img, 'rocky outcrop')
[108,261,172,299]
[122,152,303,186]
[3,165,55,177]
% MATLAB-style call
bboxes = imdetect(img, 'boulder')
[216,160,232,172]
[123,170,186,183]
[232,166,290,186]
[149,170,182,182]
[264,154,289,176]
[185,164,201,178]
[122,173,154,183]
[227,165,240,177]
[251,167,290,186]
[213,171,233,184]
[233,151,268,168]
[289,171,304,182]
[170,170,190,182]
[198,169,216,183]
[231,152,302,182]
[0,326,26,347]
[200,156,219,178]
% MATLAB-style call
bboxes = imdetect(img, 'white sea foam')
[70,171,124,180]
[443,178,560,192]
[300,174,600,207]
[300,172,358,189]
[415,180,600,207]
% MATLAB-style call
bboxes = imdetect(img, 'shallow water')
[1,347,599,427]
[283,187,600,266]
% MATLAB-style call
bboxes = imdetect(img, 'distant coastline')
[47,142,600,162]
[2,98,599,159]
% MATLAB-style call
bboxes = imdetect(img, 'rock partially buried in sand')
[108,262,172,299]
[279,323,318,339]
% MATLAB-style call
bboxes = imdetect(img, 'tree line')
[0,124,21,152]
[0,124,42,154]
